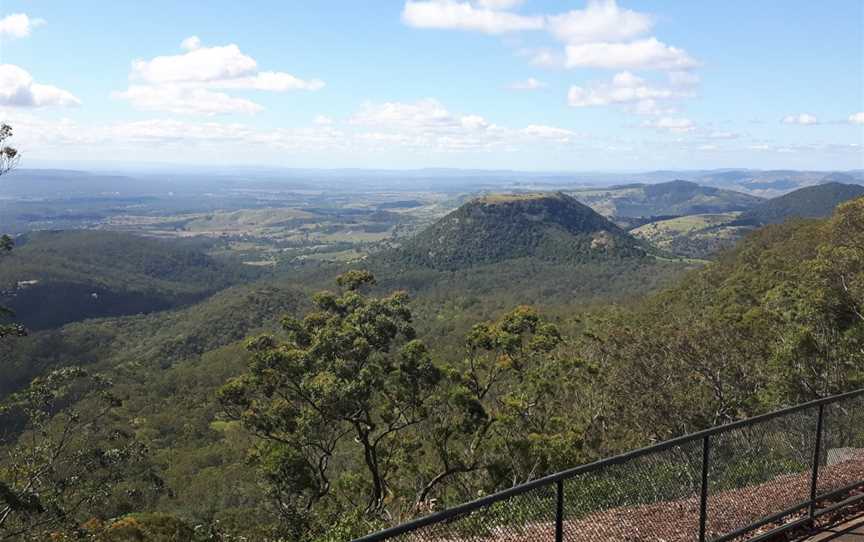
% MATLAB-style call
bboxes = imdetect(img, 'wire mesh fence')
[354,389,864,542]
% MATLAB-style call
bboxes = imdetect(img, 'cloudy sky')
[1,0,862,170]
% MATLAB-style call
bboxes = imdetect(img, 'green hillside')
[630,212,751,259]
[737,182,864,225]
[0,231,256,329]
[570,180,763,218]
[390,192,648,270]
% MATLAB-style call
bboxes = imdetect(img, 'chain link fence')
[354,389,864,542]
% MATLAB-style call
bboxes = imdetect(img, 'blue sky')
[1,0,862,170]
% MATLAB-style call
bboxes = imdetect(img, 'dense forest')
[1,181,862,540]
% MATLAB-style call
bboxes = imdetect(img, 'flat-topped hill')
[390,192,648,270]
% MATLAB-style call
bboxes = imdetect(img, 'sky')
[0,0,862,171]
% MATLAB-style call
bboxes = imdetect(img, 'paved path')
[805,516,864,541]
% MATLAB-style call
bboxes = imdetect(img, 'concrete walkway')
[804,516,864,541]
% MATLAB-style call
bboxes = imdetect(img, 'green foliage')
[0,368,157,541]
[0,231,258,329]
[579,197,864,442]
[220,271,441,537]
[738,182,864,226]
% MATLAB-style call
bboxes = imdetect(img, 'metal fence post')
[699,435,711,542]
[809,403,826,522]
[555,478,564,542]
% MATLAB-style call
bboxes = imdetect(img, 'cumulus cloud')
[0,64,80,107]
[547,0,653,44]
[567,71,686,107]
[112,85,262,115]
[0,13,45,39]
[401,0,543,34]
[565,38,699,70]
[116,38,324,115]
[567,71,691,117]
[782,113,818,125]
[508,77,546,90]
[403,1,699,75]
[849,112,864,125]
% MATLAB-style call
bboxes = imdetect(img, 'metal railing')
[353,389,864,542]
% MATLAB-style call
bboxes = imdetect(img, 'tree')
[0,125,17,178]
[0,368,151,541]
[764,199,864,401]
[409,306,581,510]
[219,271,442,538]
[0,124,23,341]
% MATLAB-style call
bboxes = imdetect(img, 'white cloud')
[567,71,693,117]
[0,13,45,39]
[547,0,653,44]
[509,77,546,90]
[403,1,698,76]
[351,99,584,151]
[4,98,592,160]
[208,72,325,91]
[401,0,543,34]
[565,38,699,70]
[848,112,864,125]
[0,64,80,108]
[642,117,695,133]
[180,35,202,51]
[475,0,524,9]
[782,113,818,125]
[112,85,262,115]
[0,108,350,154]
[116,38,324,115]
[131,43,258,84]
[697,144,718,151]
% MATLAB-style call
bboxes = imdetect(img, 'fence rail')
[353,388,864,542]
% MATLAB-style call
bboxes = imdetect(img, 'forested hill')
[737,182,864,225]
[0,230,256,329]
[389,192,648,270]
